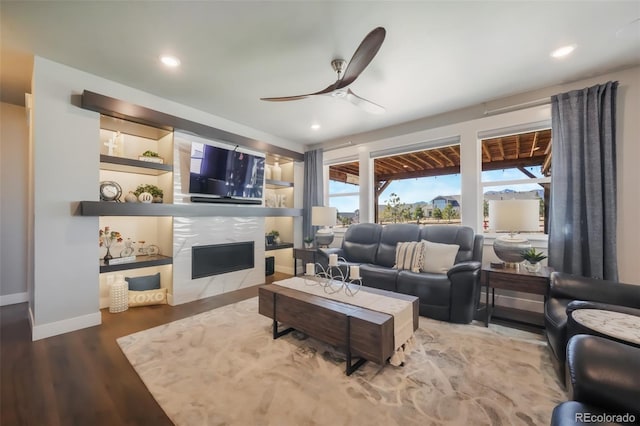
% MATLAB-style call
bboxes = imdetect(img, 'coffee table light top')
[572,309,640,345]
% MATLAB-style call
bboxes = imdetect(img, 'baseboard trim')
[31,311,102,341]
[479,291,543,313]
[0,291,29,306]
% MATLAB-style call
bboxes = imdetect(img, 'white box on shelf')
[138,156,164,164]
[107,255,137,265]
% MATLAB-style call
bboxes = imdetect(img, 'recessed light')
[550,45,576,59]
[160,55,181,67]
[311,124,321,130]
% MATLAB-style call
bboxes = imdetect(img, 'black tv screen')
[189,142,265,200]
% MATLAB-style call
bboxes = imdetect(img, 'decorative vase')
[124,191,138,203]
[103,246,113,262]
[272,161,282,181]
[523,260,541,273]
[304,242,313,249]
[152,196,163,203]
[264,164,272,180]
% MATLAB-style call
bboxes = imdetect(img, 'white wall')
[29,56,303,340]
[324,66,640,284]
[0,102,29,305]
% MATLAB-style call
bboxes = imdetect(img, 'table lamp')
[312,206,337,248]
[489,199,539,267]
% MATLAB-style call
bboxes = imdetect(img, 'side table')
[292,247,319,276]
[482,264,552,327]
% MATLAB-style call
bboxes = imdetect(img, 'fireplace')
[192,241,255,279]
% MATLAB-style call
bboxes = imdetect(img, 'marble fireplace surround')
[171,215,266,305]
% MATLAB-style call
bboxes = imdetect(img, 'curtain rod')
[483,97,550,116]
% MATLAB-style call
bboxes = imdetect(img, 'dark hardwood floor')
[1,272,288,426]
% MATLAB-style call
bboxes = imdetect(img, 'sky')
[328,166,545,213]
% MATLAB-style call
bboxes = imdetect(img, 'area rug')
[117,298,566,426]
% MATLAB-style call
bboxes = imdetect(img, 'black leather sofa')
[544,272,640,383]
[551,335,640,426]
[317,223,483,323]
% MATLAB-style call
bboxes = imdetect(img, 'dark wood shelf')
[265,179,293,189]
[76,201,303,217]
[99,254,172,273]
[100,154,172,175]
[265,242,294,251]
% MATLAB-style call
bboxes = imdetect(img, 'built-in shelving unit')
[79,90,305,299]
[99,255,173,273]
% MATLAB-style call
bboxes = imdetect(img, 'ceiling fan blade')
[344,88,385,114]
[337,27,386,89]
[260,82,338,102]
[260,95,310,102]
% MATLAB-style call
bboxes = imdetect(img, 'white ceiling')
[1,1,639,149]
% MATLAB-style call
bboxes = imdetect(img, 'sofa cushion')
[397,270,451,307]
[420,225,475,263]
[359,264,399,292]
[376,223,421,267]
[394,241,425,273]
[342,223,382,264]
[421,241,459,273]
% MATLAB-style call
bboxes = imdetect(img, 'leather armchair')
[551,335,640,426]
[544,272,640,384]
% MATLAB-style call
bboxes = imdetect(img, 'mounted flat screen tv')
[189,142,265,202]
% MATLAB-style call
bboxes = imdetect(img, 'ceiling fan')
[260,27,386,114]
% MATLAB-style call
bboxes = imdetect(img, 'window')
[328,161,360,227]
[481,129,552,234]
[373,144,461,225]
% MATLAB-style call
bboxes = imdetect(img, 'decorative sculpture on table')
[304,253,362,296]
[104,131,124,156]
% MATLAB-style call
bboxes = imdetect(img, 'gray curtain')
[303,149,324,240]
[548,81,618,280]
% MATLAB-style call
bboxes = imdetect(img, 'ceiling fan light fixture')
[160,55,181,67]
[550,44,576,59]
[259,27,386,114]
[311,124,321,130]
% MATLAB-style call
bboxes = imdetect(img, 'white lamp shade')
[312,206,337,227]
[488,199,539,233]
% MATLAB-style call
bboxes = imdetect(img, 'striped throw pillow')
[394,241,425,273]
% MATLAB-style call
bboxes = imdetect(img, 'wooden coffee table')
[258,283,418,375]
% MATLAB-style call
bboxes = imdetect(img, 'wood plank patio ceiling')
[329,129,552,184]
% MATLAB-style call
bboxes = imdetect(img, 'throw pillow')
[125,272,161,291]
[421,240,460,274]
[128,288,167,307]
[394,241,425,273]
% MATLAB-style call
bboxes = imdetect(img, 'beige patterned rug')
[117,298,566,426]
